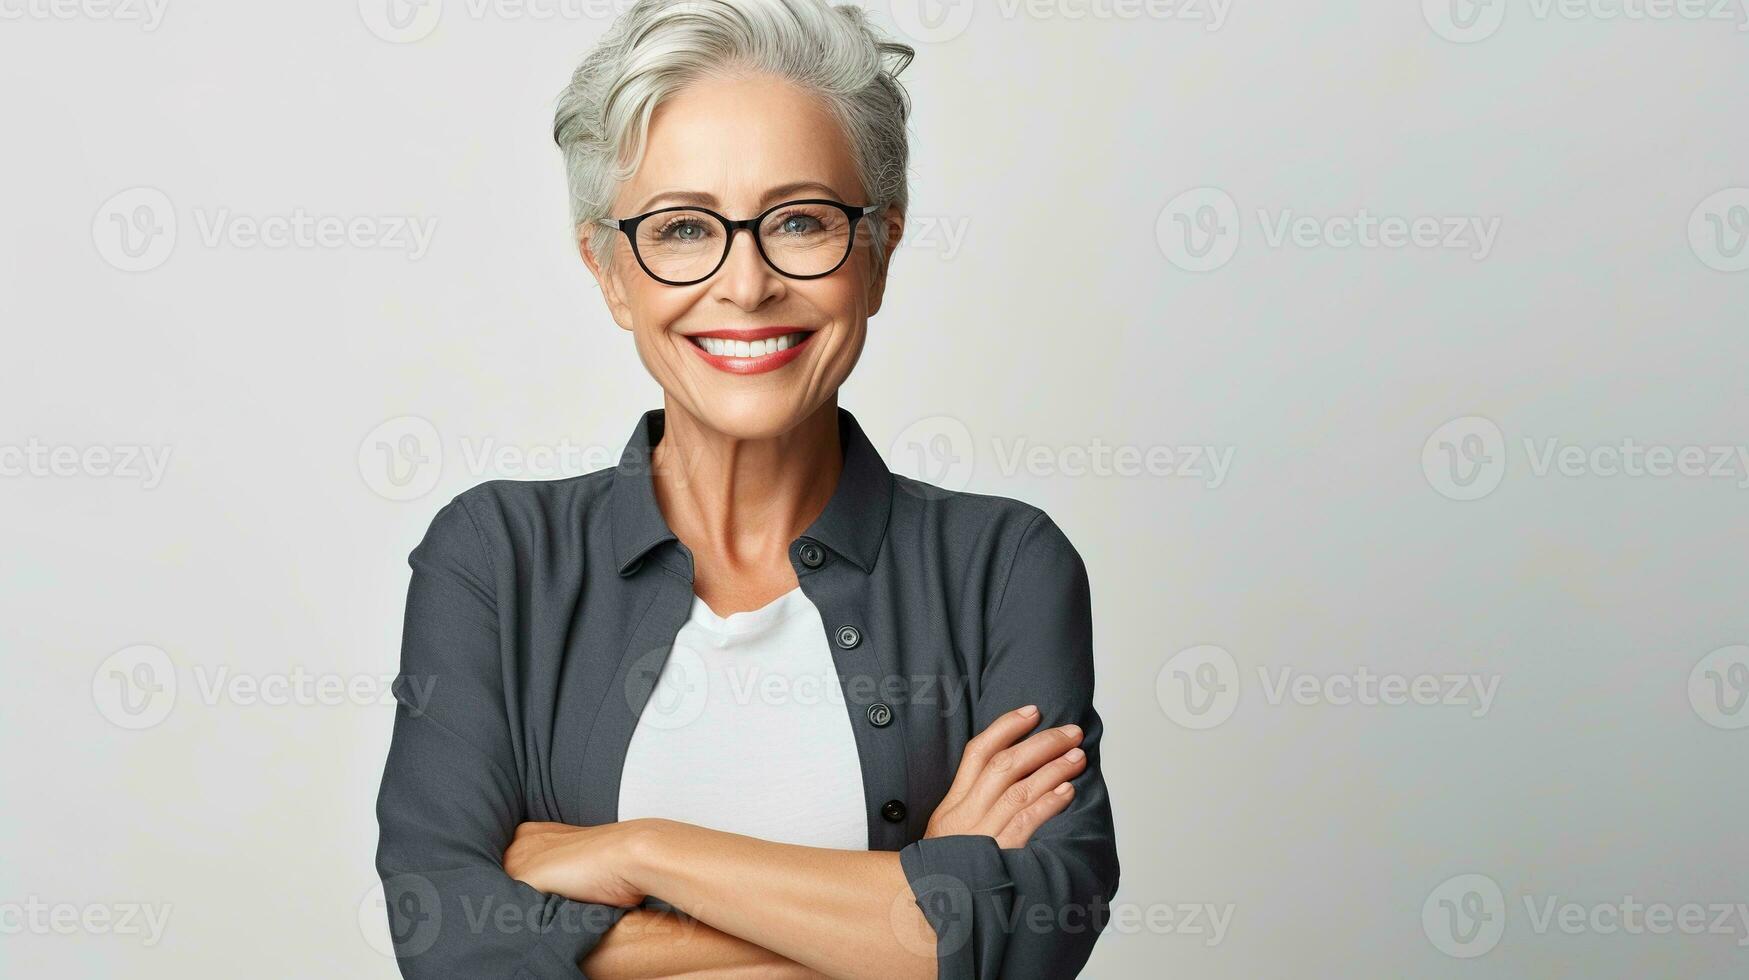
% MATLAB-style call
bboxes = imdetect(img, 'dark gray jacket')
[375,407,1119,979]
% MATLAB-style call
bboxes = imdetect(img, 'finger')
[995,781,1075,849]
[983,747,1087,833]
[965,723,1082,818]
[941,705,1041,806]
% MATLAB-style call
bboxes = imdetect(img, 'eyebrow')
[632,180,848,214]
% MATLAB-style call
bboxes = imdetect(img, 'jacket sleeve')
[897,511,1121,979]
[374,495,630,979]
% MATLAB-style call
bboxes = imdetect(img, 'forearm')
[584,907,827,980]
[626,820,938,980]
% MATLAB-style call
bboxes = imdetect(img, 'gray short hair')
[552,0,914,270]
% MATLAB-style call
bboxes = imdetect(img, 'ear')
[578,224,635,333]
[865,208,905,318]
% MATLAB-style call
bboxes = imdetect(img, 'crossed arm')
[503,707,1089,979]
[376,499,1116,980]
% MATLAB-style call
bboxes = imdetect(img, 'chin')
[684,388,824,442]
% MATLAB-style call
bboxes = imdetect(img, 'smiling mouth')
[683,329,815,375]
[687,331,811,358]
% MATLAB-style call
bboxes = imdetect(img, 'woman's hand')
[924,704,1086,848]
[502,820,654,907]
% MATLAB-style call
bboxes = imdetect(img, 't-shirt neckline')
[687,584,810,636]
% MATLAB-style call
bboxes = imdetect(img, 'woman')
[373,0,1118,976]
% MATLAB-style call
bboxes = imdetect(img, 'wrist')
[619,817,674,895]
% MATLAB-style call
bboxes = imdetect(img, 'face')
[581,72,903,441]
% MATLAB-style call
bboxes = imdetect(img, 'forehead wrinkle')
[623,77,861,215]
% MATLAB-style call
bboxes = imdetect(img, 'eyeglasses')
[603,198,886,286]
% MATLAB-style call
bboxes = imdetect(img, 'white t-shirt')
[617,585,870,850]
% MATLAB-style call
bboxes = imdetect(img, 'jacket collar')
[609,406,893,576]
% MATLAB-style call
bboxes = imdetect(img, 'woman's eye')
[662,221,707,241]
[777,213,825,235]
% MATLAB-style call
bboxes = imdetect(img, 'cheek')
[623,284,692,345]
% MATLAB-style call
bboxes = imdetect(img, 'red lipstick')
[682,327,815,375]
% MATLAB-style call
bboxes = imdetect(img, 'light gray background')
[3,1,1747,977]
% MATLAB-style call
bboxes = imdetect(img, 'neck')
[650,399,843,568]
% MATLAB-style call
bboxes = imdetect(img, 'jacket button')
[797,541,825,568]
[836,625,861,649]
[881,799,907,823]
[866,702,892,727]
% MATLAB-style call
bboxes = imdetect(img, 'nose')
[710,226,784,310]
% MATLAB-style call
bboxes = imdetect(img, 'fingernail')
[1065,747,1085,763]
[1054,782,1073,795]
[1060,724,1081,739]
[1019,705,1039,717]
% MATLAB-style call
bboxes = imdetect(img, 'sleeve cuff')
[898,835,1016,978]
[513,898,630,980]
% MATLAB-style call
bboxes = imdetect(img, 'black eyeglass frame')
[602,198,887,286]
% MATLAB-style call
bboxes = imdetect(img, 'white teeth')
[693,332,807,358]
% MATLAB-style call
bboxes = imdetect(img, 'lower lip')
[686,332,814,375]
